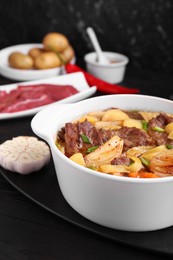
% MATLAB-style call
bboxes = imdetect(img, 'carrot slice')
[127,172,139,178]
[127,172,159,178]
[139,172,159,178]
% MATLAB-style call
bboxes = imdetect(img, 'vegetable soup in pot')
[56,108,173,178]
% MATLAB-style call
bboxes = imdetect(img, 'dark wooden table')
[0,68,173,260]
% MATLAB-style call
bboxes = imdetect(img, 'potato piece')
[87,111,105,120]
[28,47,43,59]
[70,153,85,166]
[168,113,173,118]
[95,121,122,130]
[8,52,34,70]
[168,130,173,140]
[102,109,129,122]
[60,45,75,63]
[42,32,69,52]
[100,165,129,174]
[123,119,142,129]
[77,115,98,125]
[139,111,159,122]
[34,52,61,69]
[165,122,173,134]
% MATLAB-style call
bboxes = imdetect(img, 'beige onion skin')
[0,136,51,174]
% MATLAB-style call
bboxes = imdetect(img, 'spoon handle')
[86,27,103,56]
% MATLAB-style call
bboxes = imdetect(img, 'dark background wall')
[0,0,172,73]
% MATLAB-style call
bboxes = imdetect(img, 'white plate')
[0,72,96,120]
[0,43,75,81]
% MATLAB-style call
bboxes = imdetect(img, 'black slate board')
[1,160,173,257]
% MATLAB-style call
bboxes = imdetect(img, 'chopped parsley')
[55,141,61,148]
[81,134,91,144]
[166,144,173,150]
[140,157,150,166]
[152,126,165,133]
[142,120,148,131]
[87,146,99,153]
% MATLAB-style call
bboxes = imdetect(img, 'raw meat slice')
[0,83,79,113]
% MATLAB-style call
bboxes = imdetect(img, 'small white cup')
[84,52,129,84]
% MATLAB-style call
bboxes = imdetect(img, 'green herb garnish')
[140,157,150,166]
[87,146,99,153]
[152,126,165,133]
[166,144,173,149]
[87,166,97,171]
[81,134,91,144]
[142,120,148,131]
[55,141,61,148]
[129,158,135,165]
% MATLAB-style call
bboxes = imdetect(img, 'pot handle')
[31,103,72,141]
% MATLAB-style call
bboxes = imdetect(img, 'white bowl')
[84,52,129,84]
[31,94,173,232]
[0,44,75,81]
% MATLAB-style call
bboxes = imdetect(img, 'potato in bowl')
[31,94,173,232]
[8,32,75,70]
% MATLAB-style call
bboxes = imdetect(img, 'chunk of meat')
[59,120,156,157]
[124,111,144,120]
[115,127,155,150]
[61,120,102,157]
[148,113,173,145]
[97,128,117,143]
[111,156,131,166]
[97,127,155,151]
[64,123,79,157]
[77,120,101,153]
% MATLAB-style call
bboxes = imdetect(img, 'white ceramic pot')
[31,94,173,232]
[84,52,129,83]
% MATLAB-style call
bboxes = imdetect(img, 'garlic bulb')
[0,136,50,174]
